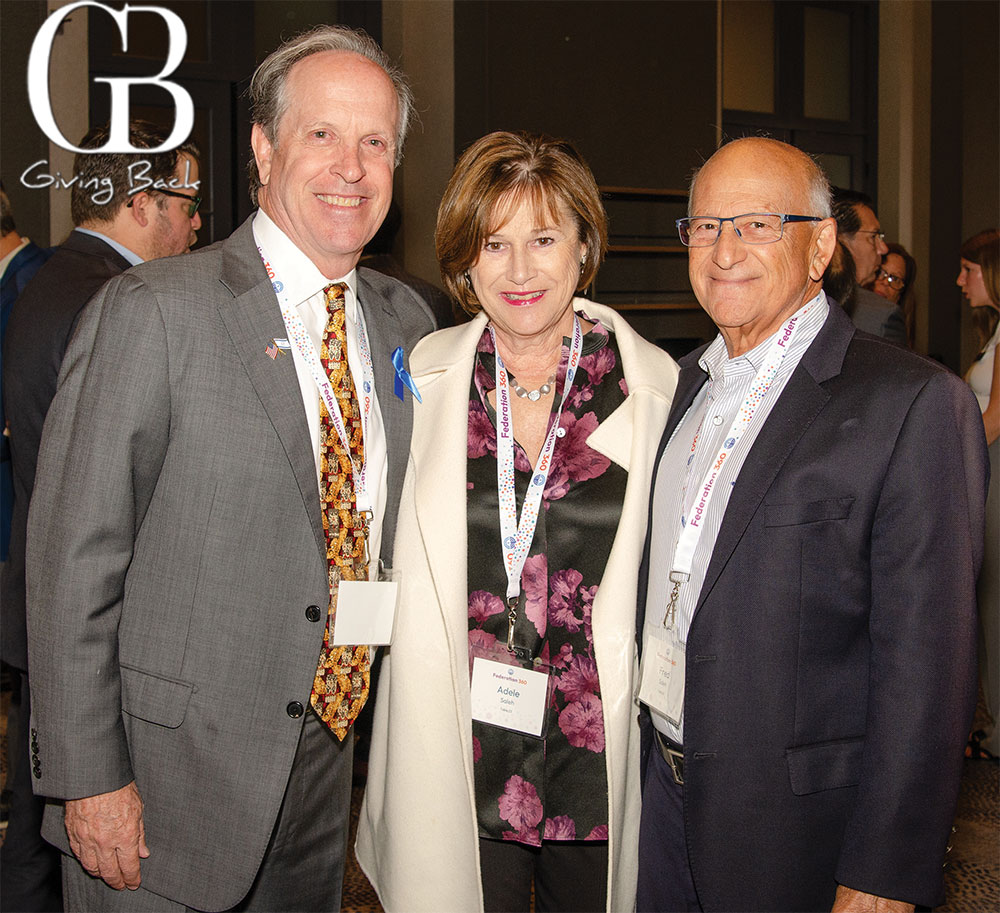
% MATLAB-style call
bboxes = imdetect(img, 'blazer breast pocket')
[786,736,864,795]
[120,664,195,729]
[763,497,855,528]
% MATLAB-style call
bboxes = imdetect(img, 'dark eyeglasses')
[156,188,202,218]
[676,213,823,247]
[876,268,905,289]
[128,189,201,218]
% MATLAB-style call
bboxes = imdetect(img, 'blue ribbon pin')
[392,346,422,403]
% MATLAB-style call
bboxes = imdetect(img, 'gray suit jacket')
[25,216,434,910]
[848,286,907,345]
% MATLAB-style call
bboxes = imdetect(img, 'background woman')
[958,228,1000,760]
[873,241,918,348]
[357,132,678,912]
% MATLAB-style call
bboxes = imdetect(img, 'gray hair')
[247,25,415,203]
[688,137,832,219]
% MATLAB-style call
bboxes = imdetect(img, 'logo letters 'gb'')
[27,1,193,153]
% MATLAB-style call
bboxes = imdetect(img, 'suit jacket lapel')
[216,219,325,561]
[357,271,410,509]
[694,304,854,612]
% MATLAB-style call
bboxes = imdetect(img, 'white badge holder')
[331,565,400,647]
[469,639,556,739]
[637,625,686,726]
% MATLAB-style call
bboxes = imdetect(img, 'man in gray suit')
[832,187,907,345]
[26,26,434,912]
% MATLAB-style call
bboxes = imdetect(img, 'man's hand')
[832,885,915,913]
[65,781,149,890]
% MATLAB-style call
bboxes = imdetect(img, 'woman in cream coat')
[357,132,678,912]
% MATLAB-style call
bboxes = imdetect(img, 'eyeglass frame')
[127,188,201,218]
[675,212,824,247]
[852,228,886,246]
[155,188,202,218]
[876,267,905,289]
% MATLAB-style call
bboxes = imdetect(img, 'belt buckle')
[656,731,685,786]
[665,747,684,786]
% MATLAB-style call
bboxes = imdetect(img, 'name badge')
[470,656,549,737]
[637,628,686,725]
[332,579,399,646]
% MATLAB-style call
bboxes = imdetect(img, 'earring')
[464,270,472,286]
[580,257,586,271]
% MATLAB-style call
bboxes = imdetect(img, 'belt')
[654,729,684,786]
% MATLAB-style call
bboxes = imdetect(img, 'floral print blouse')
[466,316,628,846]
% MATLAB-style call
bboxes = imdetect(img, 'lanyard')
[257,243,375,514]
[491,317,584,652]
[664,302,815,626]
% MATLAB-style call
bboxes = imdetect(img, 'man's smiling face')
[251,50,398,278]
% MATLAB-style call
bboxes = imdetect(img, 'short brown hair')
[435,131,608,316]
[71,120,199,226]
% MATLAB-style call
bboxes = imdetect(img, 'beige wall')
[877,0,932,353]
[45,0,90,244]
[382,0,455,290]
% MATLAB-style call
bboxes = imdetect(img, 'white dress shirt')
[643,292,829,743]
[252,209,388,576]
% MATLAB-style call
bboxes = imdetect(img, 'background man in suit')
[832,187,908,345]
[1,182,51,564]
[25,25,433,912]
[635,137,987,912]
[1,123,198,913]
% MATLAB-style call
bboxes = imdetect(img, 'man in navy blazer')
[635,138,988,912]
[1,183,51,562]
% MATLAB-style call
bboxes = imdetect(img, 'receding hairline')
[689,137,830,217]
[274,48,400,141]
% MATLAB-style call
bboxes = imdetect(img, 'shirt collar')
[0,237,30,279]
[252,208,357,317]
[74,228,143,266]
[699,290,828,381]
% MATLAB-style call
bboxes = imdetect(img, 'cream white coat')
[356,300,679,912]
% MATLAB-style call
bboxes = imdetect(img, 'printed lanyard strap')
[257,243,375,513]
[665,303,814,625]
[492,316,584,617]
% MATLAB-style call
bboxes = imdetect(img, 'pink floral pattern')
[498,775,543,832]
[469,590,506,624]
[467,318,627,846]
[559,693,606,752]
[544,815,577,840]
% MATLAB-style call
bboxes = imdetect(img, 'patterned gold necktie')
[309,282,370,741]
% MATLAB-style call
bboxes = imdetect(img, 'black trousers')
[636,743,701,912]
[0,666,63,912]
[479,836,608,913]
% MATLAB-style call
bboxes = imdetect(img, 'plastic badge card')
[332,572,400,646]
[637,628,686,725]
[470,656,550,737]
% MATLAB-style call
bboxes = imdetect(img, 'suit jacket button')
[305,605,322,623]
[286,701,304,718]
[32,762,41,779]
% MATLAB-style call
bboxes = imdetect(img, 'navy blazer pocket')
[120,664,194,728]
[785,736,864,795]
[764,497,855,527]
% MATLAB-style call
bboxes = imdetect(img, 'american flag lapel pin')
[265,338,292,359]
